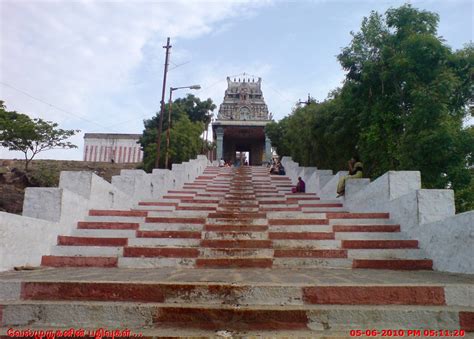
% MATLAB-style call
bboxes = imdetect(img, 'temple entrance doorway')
[235,151,249,167]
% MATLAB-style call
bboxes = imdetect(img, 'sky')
[0,0,472,160]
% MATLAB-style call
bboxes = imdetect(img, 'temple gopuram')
[212,75,273,165]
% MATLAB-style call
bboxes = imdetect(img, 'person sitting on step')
[336,155,363,197]
[292,177,305,193]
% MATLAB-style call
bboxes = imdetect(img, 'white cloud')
[0,0,273,159]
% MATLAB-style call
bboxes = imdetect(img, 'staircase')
[1,166,472,336]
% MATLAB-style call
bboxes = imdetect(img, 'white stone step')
[147,210,210,217]
[128,238,200,247]
[335,232,408,240]
[216,208,260,213]
[206,219,267,225]
[257,197,287,202]
[140,223,203,231]
[83,216,145,223]
[118,257,195,268]
[50,246,123,257]
[273,258,352,269]
[199,248,274,258]
[259,204,299,208]
[329,219,395,225]
[348,249,429,259]
[269,225,332,232]
[178,203,218,208]
[272,240,341,249]
[301,207,346,212]
[134,205,175,211]
[299,199,340,205]
[70,229,136,238]
[267,212,326,219]
[202,231,268,240]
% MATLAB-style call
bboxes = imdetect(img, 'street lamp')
[165,84,201,168]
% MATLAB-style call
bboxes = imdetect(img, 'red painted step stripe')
[333,225,401,232]
[123,247,199,258]
[327,212,390,219]
[154,307,308,330]
[58,236,127,246]
[208,213,267,219]
[136,231,201,239]
[162,195,195,200]
[201,240,272,248]
[342,240,418,249]
[459,312,474,332]
[138,202,178,206]
[261,207,301,212]
[145,217,205,224]
[176,206,216,211]
[168,190,197,194]
[273,249,347,258]
[204,225,268,232]
[303,286,445,305]
[269,232,335,240]
[181,199,219,204]
[41,256,117,267]
[195,258,273,268]
[258,200,289,204]
[21,282,164,302]
[303,203,343,208]
[88,210,147,217]
[77,222,139,230]
[353,259,433,270]
[269,219,329,225]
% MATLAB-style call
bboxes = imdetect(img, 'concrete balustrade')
[282,156,472,274]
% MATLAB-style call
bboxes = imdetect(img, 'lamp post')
[165,84,201,169]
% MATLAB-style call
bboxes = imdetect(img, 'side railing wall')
[0,155,210,271]
[279,156,473,274]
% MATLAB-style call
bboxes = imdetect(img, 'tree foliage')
[139,94,215,172]
[266,4,473,212]
[0,101,79,171]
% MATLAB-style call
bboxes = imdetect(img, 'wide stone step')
[123,247,199,258]
[199,248,274,258]
[195,258,273,268]
[12,280,452,305]
[333,224,401,232]
[136,230,201,238]
[203,224,268,232]
[88,209,147,217]
[203,231,268,240]
[342,240,418,249]
[268,232,335,240]
[128,238,200,247]
[41,256,118,267]
[118,257,195,268]
[269,219,328,225]
[353,259,433,270]
[145,217,206,224]
[71,229,136,238]
[1,302,470,331]
[49,246,123,257]
[335,232,408,240]
[57,236,128,247]
[140,223,203,231]
[272,240,341,249]
[77,221,139,230]
[201,240,272,248]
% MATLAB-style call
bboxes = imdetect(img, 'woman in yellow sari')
[337,156,363,197]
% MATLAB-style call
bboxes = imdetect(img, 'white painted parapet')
[416,211,474,273]
[59,171,132,210]
[319,171,348,199]
[23,187,89,229]
[0,212,59,271]
[111,155,210,201]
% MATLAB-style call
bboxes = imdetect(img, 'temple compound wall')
[213,76,273,165]
[83,133,143,163]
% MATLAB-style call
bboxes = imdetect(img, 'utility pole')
[155,37,172,168]
[298,93,313,106]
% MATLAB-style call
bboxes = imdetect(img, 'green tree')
[139,95,215,172]
[266,4,473,211]
[0,101,79,171]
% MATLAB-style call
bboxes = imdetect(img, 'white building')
[83,133,143,163]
